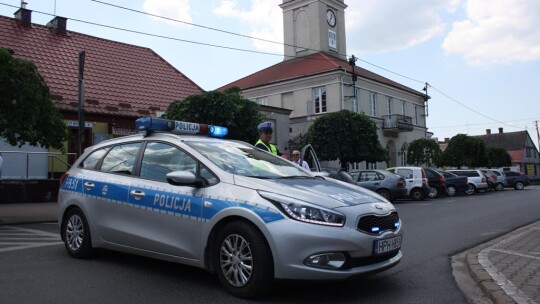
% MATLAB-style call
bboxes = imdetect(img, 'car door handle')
[84,182,95,190]
[130,190,145,200]
[374,183,380,185]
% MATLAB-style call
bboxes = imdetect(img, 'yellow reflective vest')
[255,139,278,155]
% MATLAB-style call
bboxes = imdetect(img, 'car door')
[301,144,322,172]
[126,141,205,259]
[82,142,142,244]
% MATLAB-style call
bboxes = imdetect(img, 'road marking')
[0,226,62,253]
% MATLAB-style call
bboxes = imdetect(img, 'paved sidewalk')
[0,202,58,225]
[463,221,540,304]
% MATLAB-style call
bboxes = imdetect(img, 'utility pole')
[535,120,539,152]
[422,82,430,117]
[78,51,86,157]
[348,55,357,112]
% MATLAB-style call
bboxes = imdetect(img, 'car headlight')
[258,191,345,227]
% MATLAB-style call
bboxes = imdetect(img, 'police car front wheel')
[62,208,93,259]
[214,221,273,298]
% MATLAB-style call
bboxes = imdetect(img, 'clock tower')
[280,0,347,60]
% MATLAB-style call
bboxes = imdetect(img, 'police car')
[58,117,403,298]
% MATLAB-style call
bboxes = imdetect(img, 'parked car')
[503,171,530,190]
[322,167,356,184]
[480,169,501,191]
[488,169,508,191]
[351,170,408,202]
[422,168,448,198]
[57,117,403,298]
[438,171,474,196]
[447,169,490,193]
[386,167,429,201]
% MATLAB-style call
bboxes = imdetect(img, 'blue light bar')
[135,117,228,138]
[209,125,228,137]
[371,227,380,233]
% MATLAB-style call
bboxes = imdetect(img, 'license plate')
[374,236,402,255]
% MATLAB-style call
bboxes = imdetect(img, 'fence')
[0,151,75,180]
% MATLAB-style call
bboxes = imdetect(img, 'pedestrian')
[292,150,310,170]
[255,122,282,156]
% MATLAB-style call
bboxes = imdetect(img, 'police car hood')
[233,176,385,209]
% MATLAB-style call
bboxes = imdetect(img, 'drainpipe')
[340,75,344,110]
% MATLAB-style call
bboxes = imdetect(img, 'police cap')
[258,122,274,132]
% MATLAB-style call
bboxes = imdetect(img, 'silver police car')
[58,118,403,298]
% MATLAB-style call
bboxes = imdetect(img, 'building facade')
[220,0,429,169]
[474,128,540,178]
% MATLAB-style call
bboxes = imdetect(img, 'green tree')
[486,146,512,167]
[0,48,68,149]
[441,134,489,168]
[406,138,442,167]
[164,87,263,143]
[301,110,388,168]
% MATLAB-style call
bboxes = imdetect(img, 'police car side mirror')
[166,171,204,187]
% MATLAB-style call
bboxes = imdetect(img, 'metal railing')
[382,114,414,132]
[0,151,76,180]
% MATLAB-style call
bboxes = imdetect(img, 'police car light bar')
[135,117,228,138]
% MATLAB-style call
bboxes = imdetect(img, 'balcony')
[382,114,414,133]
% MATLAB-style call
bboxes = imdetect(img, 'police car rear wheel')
[215,221,273,298]
[63,209,93,258]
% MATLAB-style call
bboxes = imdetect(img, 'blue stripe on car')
[60,177,284,223]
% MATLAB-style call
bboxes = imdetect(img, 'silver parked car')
[58,118,403,298]
[351,170,407,202]
[447,169,490,193]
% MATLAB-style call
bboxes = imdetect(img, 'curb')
[464,222,539,304]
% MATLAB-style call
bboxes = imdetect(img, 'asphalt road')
[1,187,539,303]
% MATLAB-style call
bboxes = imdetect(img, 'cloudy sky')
[1,0,539,148]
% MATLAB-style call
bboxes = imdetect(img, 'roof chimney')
[486,129,491,134]
[14,5,32,26]
[47,16,67,35]
[499,127,503,133]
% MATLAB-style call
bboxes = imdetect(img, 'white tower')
[280,0,348,60]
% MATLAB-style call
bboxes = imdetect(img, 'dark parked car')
[503,171,530,190]
[423,167,448,198]
[439,171,474,196]
[351,170,408,202]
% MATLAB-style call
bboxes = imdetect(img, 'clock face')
[326,10,336,27]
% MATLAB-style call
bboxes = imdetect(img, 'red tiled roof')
[509,150,524,164]
[218,51,424,97]
[0,15,203,118]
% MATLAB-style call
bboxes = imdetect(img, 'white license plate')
[374,236,402,255]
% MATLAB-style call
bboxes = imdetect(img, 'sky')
[1,0,539,150]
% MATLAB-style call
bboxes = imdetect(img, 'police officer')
[255,122,282,156]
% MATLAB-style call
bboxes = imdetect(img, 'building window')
[402,100,406,115]
[401,143,408,165]
[313,87,327,114]
[387,97,392,115]
[369,93,377,117]
[256,97,268,105]
[526,147,531,158]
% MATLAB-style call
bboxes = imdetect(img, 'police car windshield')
[185,141,311,179]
